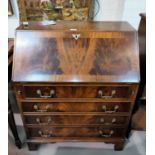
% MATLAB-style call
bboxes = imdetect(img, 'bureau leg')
[27,143,39,151]
[114,141,125,151]
[8,103,22,149]
[126,120,132,138]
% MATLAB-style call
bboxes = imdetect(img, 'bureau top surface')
[17,21,136,32]
[12,21,140,83]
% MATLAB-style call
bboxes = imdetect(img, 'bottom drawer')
[27,127,125,138]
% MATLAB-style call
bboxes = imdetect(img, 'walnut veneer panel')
[12,21,140,83]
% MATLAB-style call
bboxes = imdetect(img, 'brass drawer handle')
[38,130,52,138]
[36,89,55,98]
[33,104,51,112]
[102,105,119,113]
[98,90,116,99]
[100,118,105,123]
[17,90,22,95]
[99,130,114,138]
[100,118,117,124]
[36,117,52,124]
[36,118,40,123]
[132,90,135,96]
[72,34,80,40]
[111,118,117,123]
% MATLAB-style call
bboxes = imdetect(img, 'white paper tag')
[23,21,29,25]
[42,20,56,26]
[70,29,77,31]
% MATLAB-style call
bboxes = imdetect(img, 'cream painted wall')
[8,0,145,38]
[94,0,126,21]
[94,0,146,29]
[8,0,19,38]
[8,16,19,38]
[122,0,146,29]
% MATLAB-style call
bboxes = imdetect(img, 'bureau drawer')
[25,115,128,126]
[16,85,136,99]
[27,127,125,138]
[22,102,131,113]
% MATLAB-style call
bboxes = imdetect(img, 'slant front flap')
[12,22,140,83]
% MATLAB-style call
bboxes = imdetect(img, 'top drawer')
[15,84,137,100]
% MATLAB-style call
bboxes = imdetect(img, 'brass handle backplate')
[99,130,114,138]
[98,90,116,99]
[36,117,52,124]
[38,130,52,138]
[100,118,117,124]
[33,104,51,112]
[17,90,22,95]
[36,89,55,98]
[111,118,117,123]
[72,34,80,40]
[102,105,119,113]
[100,118,105,123]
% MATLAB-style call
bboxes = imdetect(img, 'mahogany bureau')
[12,21,140,151]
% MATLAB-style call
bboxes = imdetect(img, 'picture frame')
[17,0,93,21]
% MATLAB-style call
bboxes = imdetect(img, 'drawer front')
[25,115,128,125]
[27,127,125,138]
[22,102,131,113]
[16,85,136,99]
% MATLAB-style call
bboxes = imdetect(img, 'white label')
[70,29,77,31]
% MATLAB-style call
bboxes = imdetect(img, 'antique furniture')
[12,21,140,151]
[137,13,146,104]
[132,13,146,130]
[17,0,93,21]
[8,39,22,149]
